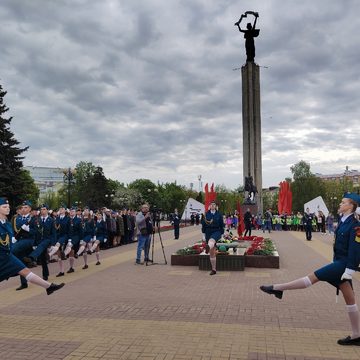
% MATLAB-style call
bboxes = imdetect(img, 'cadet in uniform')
[172,209,181,240]
[23,204,56,281]
[77,207,94,269]
[260,193,360,346]
[64,207,83,273]
[0,198,64,295]
[11,200,37,291]
[201,201,224,275]
[89,211,108,265]
[303,207,315,240]
[49,205,70,277]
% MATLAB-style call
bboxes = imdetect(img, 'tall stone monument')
[235,11,263,214]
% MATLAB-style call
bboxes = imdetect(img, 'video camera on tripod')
[146,205,167,266]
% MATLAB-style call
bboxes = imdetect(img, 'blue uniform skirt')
[83,234,93,243]
[206,231,222,243]
[314,260,347,288]
[0,252,26,282]
[96,235,105,244]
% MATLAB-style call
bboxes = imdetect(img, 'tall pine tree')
[0,84,38,207]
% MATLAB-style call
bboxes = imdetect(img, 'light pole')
[105,193,115,208]
[63,167,76,208]
[198,175,202,192]
[330,196,338,216]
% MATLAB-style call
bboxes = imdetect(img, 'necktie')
[42,218,45,224]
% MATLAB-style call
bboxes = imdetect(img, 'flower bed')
[244,236,279,269]
[171,236,279,268]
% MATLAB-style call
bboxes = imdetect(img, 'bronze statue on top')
[244,175,258,204]
[235,11,259,62]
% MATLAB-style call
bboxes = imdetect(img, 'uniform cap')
[344,192,360,206]
[0,198,9,205]
[22,200,32,207]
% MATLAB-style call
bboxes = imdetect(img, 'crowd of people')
[222,209,338,235]
[4,199,150,292]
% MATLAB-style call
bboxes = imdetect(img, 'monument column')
[241,62,262,213]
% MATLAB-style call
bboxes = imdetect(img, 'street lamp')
[63,167,76,208]
[198,175,202,192]
[105,193,115,208]
[330,196,338,215]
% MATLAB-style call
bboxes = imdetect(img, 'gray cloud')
[1,0,360,189]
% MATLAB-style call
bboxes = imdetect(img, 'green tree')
[128,179,159,206]
[0,84,38,207]
[86,166,110,209]
[157,182,187,214]
[113,187,143,210]
[290,160,325,212]
[73,161,97,204]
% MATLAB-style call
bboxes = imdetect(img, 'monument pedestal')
[242,62,262,213]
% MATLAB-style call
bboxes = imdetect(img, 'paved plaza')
[1,225,360,360]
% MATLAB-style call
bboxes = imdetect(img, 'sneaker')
[259,285,283,299]
[46,283,65,295]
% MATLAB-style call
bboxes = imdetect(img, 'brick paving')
[1,225,360,359]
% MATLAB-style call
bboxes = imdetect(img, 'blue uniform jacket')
[34,216,56,245]
[69,216,83,242]
[0,220,13,254]
[55,216,70,244]
[201,210,224,241]
[333,215,360,271]
[302,213,315,228]
[82,217,95,242]
[13,215,36,240]
[95,219,107,241]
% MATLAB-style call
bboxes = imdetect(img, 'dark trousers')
[305,226,312,240]
[174,225,179,239]
[244,225,252,236]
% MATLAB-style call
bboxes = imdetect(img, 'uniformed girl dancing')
[0,198,64,295]
[260,193,360,346]
[89,211,108,265]
[77,207,94,269]
[201,200,224,275]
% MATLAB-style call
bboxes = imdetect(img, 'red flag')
[236,200,245,236]
[204,183,210,211]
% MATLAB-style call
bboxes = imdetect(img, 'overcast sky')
[1,0,359,190]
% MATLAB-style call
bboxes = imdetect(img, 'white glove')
[68,239,72,243]
[104,238,107,243]
[32,246,37,250]
[12,237,17,244]
[93,236,96,241]
[341,268,355,280]
[21,224,30,232]
[202,233,206,241]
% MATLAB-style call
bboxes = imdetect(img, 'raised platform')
[171,254,199,266]
[198,253,245,271]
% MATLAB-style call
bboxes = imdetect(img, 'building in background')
[24,166,64,195]
[316,166,360,187]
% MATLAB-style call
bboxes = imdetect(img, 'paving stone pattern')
[0,225,360,359]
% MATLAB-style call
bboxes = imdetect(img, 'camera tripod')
[146,221,167,266]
